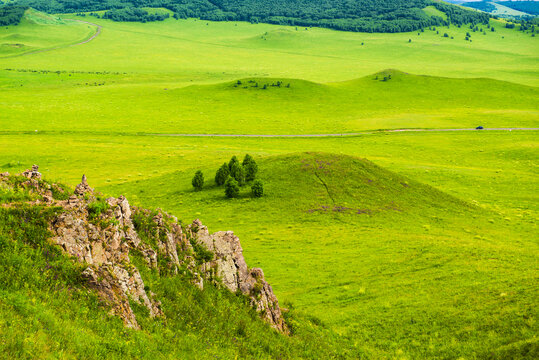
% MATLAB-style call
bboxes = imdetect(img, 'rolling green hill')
[1,69,537,135]
[0,5,538,359]
[0,9,98,57]
[98,151,539,358]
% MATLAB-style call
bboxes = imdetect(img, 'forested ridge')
[0,4,27,26]
[498,1,539,16]
[2,0,490,32]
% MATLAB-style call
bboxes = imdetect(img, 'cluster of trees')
[10,0,491,33]
[103,7,169,22]
[192,154,263,198]
[0,5,27,26]
[431,2,489,27]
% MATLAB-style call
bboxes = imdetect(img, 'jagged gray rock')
[50,192,162,328]
[188,220,288,333]
[74,174,93,196]
[22,164,41,180]
[7,167,288,333]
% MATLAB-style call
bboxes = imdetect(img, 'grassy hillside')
[2,149,535,358]
[1,70,537,134]
[1,15,537,85]
[103,151,539,358]
[0,9,97,57]
[0,8,538,359]
[1,129,537,359]
[0,179,351,359]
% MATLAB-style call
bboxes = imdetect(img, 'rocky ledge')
[1,166,288,333]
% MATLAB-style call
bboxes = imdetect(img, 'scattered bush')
[225,177,239,198]
[251,180,264,198]
[243,154,258,182]
[215,162,230,186]
[230,163,245,186]
[192,170,204,191]
[228,156,239,171]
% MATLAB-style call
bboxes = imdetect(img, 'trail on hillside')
[2,19,101,58]
[150,128,539,138]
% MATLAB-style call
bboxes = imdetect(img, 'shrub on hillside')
[230,163,245,186]
[225,177,239,198]
[192,170,204,191]
[242,154,258,182]
[244,161,258,182]
[251,180,264,198]
[228,156,240,171]
[215,162,229,186]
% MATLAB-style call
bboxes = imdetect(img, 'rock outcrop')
[5,168,288,333]
[22,164,42,180]
[188,220,288,332]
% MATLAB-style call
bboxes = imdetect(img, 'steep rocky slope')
[0,165,287,333]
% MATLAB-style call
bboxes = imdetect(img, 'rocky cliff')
[0,166,287,333]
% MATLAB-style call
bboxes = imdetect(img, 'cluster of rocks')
[3,166,288,333]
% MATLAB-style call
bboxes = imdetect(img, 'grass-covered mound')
[0,8,96,57]
[102,151,539,358]
[3,69,536,135]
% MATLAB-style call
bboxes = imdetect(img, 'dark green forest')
[499,1,539,16]
[460,1,496,13]
[3,0,490,32]
[0,4,27,26]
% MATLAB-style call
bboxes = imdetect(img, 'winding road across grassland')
[3,19,101,58]
[150,128,539,138]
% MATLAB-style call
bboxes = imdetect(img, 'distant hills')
[446,1,538,18]
[2,0,491,33]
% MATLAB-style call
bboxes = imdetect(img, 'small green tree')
[215,162,229,186]
[192,170,204,191]
[230,162,245,186]
[225,176,239,198]
[242,154,254,167]
[228,156,239,171]
[251,180,263,198]
[245,161,258,182]
[242,154,258,181]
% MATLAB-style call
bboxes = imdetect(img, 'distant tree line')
[459,1,496,14]
[9,0,491,32]
[499,1,539,16]
[0,4,27,26]
[102,7,169,22]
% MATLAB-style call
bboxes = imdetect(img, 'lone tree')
[228,156,239,171]
[215,162,229,186]
[251,180,264,198]
[242,154,258,181]
[192,170,204,191]
[230,162,245,186]
[225,176,239,198]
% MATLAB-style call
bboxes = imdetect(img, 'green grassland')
[0,8,538,359]
[1,130,537,358]
[0,9,97,57]
[1,70,538,134]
